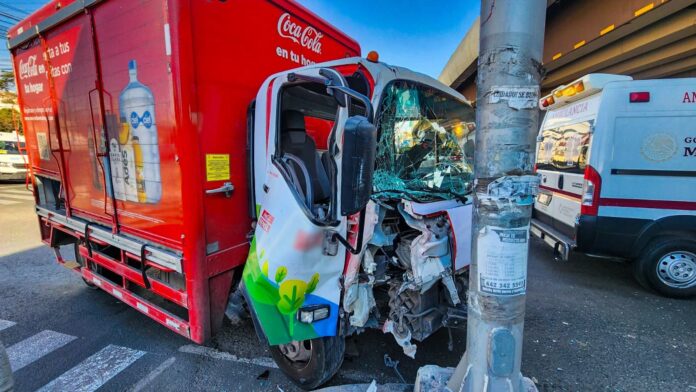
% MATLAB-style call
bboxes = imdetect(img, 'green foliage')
[0,108,22,134]
[0,70,15,92]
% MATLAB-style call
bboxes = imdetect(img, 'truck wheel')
[269,335,345,390]
[634,238,696,298]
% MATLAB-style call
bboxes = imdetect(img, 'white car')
[0,132,28,181]
[531,74,696,298]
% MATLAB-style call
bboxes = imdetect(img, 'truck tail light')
[580,165,601,216]
[629,91,650,102]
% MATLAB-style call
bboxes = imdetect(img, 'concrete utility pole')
[453,0,546,390]
[416,1,547,391]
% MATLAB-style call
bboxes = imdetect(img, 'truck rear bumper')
[530,218,576,261]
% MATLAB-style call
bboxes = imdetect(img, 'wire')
[0,2,29,16]
[0,11,20,22]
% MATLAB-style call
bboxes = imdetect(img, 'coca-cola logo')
[19,55,39,80]
[277,13,323,54]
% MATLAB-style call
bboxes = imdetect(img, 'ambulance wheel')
[634,238,696,298]
[74,242,98,290]
[269,335,345,390]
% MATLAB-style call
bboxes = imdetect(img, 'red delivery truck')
[9,0,477,388]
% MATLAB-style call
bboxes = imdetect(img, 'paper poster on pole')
[477,225,530,296]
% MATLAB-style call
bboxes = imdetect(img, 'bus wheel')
[634,238,696,298]
[269,335,344,390]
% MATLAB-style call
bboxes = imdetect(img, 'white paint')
[165,319,179,329]
[0,199,19,206]
[0,319,16,331]
[130,356,176,392]
[1,189,32,196]
[136,302,148,314]
[112,289,123,299]
[7,330,77,371]
[163,24,171,56]
[178,344,278,368]
[36,344,145,392]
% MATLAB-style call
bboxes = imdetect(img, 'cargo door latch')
[206,182,234,198]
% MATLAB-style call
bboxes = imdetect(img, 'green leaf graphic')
[275,266,288,283]
[306,273,320,294]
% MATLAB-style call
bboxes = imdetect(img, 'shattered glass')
[373,80,476,202]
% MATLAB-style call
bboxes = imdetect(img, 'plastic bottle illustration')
[117,59,162,203]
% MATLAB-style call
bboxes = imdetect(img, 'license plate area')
[537,192,552,206]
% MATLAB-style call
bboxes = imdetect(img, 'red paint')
[12,0,360,345]
[599,198,696,211]
[539,184,581,200]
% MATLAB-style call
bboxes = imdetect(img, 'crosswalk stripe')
[0,199,20,206]
[37,344,145,392]
[130,356,176,392]
[7,330,77,372]
[0,194,34,201]
[1,189,32,196]
[0,319,16,331]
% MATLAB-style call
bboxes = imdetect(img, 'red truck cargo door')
[12,10,117,223]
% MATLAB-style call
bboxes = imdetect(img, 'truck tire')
[634,238,696,298]
[269,335,345,390]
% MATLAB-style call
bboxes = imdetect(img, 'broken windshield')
[373,80,475,201]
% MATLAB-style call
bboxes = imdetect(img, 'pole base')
[414,365,538,392]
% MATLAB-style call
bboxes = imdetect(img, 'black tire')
[634,237,696,298]
[268,335,345,390]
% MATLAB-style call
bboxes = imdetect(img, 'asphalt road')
[1,182,695,391]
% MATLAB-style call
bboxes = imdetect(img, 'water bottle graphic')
[117,59,162,203]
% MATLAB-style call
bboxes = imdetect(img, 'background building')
[440,0,696,102]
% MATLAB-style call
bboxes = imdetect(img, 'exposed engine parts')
[343,199,470,357]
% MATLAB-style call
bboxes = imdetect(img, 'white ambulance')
[531,74,696,298]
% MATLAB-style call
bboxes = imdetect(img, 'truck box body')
[9,0,359,342]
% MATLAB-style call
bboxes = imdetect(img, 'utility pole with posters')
[416,0,547,391]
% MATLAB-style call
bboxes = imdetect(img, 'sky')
[1,0,480,79]
[296,0,480,78]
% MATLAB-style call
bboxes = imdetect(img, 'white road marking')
[0,319,16,331]
[178,344,278,368]
[1,189,32,196]
[130,356,176,392]
[37,344,145,392]
[0,199,20,206]
[7,330,77,371]
[0,194,34,201]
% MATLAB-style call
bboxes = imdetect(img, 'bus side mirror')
[340,116,376,216]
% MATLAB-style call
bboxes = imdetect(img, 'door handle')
[557,175,564,189]
[206,182,234,198]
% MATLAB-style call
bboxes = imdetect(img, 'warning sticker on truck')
[205,154,230,181]
[477,225,529,296]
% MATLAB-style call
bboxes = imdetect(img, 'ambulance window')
[536,122,591,173]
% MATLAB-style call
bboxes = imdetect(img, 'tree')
[0,108,22,134]
[0,70,16,92]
